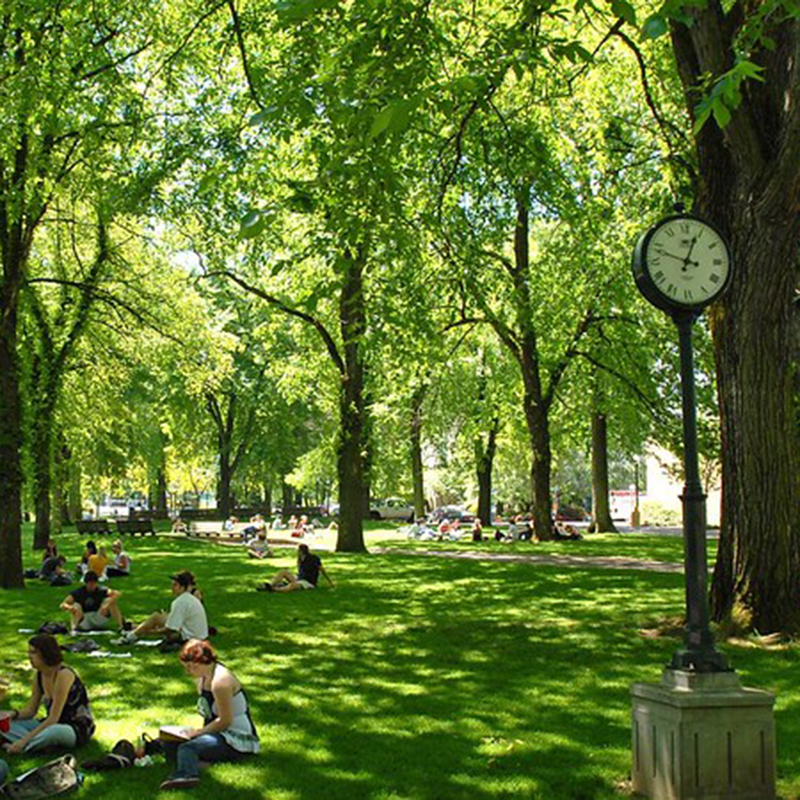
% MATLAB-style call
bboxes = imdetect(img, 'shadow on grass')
[1,529,794,798]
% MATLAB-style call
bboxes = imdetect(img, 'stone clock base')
[630,669,775,799]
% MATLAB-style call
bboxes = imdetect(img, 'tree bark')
[410,384,426,520]
[475,415,499,527]
[0,162,27,588]
[671,9,800,631]
[335,246,368,552]
[512,196,555,541]
[0,287,24,587]
[589,411,618,533]
[32,390,57,550]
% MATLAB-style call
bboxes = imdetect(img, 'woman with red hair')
[160,639,259,791]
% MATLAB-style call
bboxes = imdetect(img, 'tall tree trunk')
[410,384,426,519]
[0,289,24,587]
[589,411,617,533]
[335,246,367,552]
[522,384,554,540]
[513,196,554,541]
[32,390,57,550]
[671,10,800,631]
[53,433,70,533]
[68,453,82,525]
[218,453,233,519]
[475,416,499,526]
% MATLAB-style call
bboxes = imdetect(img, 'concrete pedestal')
[631,669,775,799]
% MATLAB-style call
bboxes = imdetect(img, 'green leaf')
[610,0,637,26]
[711,100,731,128]
[642,13,668,39]
[239,210,267,239]
[197,173,217,196]
[369,105,395,141]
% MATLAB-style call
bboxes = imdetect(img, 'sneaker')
[255,583,274,592]
[159,776,199,790]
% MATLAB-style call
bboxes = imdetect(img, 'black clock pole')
[670,309,729,673]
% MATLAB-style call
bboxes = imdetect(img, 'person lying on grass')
[116,570,208,645]
[256,544,334,592]
[61,571,124,634]
[159,639,259,792]
[1,634,94,755]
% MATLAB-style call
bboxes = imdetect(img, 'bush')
[641,500,681,527]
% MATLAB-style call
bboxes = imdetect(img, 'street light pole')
[669,310,729,673]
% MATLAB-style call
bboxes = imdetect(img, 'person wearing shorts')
[119,571,208,645]
[60,571,123,633]
[256,544,334,593]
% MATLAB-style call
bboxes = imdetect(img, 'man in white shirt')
[116,571,208,645]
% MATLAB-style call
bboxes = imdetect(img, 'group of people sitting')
[32,538,132,586]
[1,539,333,791]
[406,514,584,543]
[0,632,258,792]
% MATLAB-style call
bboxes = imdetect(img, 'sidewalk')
[370,546,684,574]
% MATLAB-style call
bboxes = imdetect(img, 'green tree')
[636,0,800,631]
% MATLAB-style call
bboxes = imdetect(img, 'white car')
[369,497,415,522]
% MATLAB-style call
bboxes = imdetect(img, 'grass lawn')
[1,524,799,799]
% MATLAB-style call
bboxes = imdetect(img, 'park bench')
[186,521,246,541]
[115,518,156,536]
[76,519,112,536]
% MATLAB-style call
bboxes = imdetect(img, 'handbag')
[2,755,81,798]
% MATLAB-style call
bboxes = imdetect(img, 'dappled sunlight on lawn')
[1,528,795,797]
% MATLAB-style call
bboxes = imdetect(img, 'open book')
[158,725,194,742]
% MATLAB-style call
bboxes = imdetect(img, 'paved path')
[370,547,684,574]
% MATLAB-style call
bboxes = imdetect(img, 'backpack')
[2,755,81,799]
[37,623,68,636]
[81,739,136,772]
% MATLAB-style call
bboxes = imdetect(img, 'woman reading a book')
[159,639,259,791]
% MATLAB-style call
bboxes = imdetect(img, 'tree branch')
[205,269,345,376]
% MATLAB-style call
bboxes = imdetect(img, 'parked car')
[555,505,589,522]
[429,505,476,524]
[369,497,415,522]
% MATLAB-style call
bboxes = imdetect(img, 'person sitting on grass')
[118,571,208,645]
[171,517,188,534]
[87,545,109,579]
[61,571,124,634]
[245,529,273,560]
[242,513,264,537]
[554,522,583,541]
[40,555,69,585]
[0,634,94,755]
[76,540,97,576]
[159,639,259,792]
[106,540,131,578]
[472,517,484,542]
[256,544,334,593]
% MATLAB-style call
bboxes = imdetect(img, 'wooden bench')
[76,519,112,536]
[187,521,246,541]
[115,518,156,536]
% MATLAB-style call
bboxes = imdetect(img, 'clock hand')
[654,250,686,264]
[683,234,699,263]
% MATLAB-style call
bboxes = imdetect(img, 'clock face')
[643,217,731,307]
